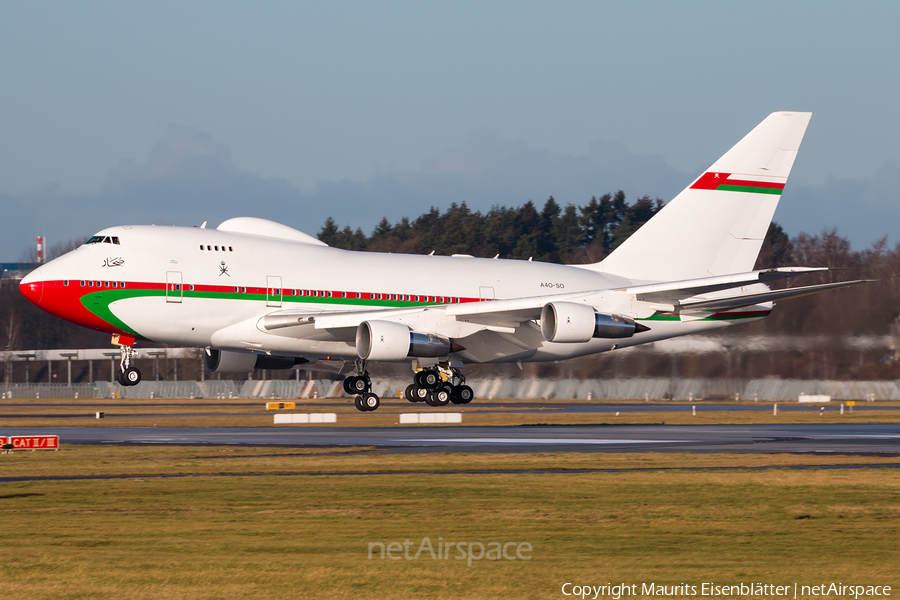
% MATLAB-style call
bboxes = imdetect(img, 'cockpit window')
[85,235,122,245]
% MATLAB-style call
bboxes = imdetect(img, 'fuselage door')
[166,271,183,304]
[267,276,283,308]
[479,286,496,301]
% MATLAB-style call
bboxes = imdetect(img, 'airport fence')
[3,378,900,401]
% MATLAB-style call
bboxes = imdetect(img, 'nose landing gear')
[113,334,142,387]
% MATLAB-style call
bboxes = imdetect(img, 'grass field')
[1,447,899,599]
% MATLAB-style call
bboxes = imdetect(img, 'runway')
[4,423,900,454]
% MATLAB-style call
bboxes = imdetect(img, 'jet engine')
[356,320,452,361]
[204,349,298,373]
[540,302,641,342]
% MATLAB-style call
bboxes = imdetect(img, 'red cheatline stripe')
[690,172,785,192]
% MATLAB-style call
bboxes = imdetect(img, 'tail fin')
[591,111,812,282]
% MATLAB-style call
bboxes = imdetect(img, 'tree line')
[4,192,900,381]
[318,192,664,264]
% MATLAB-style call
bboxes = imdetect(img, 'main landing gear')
[404,366,473,407]
[343,361,476,412]
[112,334,142,387]
[344,359,380,412]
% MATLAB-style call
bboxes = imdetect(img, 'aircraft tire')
[343,378,354,395]
[431,385,451,407]
[124,367,141,386]
[348,376,369,394]
[456,385,474,404]
[354,395,367,412]
[405,384,418,402]
[361,392,380,411]
[421,370,441,389]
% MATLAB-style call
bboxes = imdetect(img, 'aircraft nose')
[19,267,44,307]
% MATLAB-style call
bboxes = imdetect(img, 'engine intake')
[540,302,643,342]
[204,349,301,373]
[356,320,452,361]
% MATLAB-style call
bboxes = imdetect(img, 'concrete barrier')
[273,413,336,424]
[399,413,462,424]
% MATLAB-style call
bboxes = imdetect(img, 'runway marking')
[402,438,685,445]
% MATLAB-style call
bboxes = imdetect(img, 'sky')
[2,1,899,260]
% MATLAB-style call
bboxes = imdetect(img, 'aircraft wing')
[263,307,430,331]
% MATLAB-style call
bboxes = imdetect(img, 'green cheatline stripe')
[716,184,782,195]
[81,289,442,335]
[81,289,160,337]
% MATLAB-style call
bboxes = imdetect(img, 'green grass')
[1,448,899,599]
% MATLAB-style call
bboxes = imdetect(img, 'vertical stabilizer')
[590,111,812,282]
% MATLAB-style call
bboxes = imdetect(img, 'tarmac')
[4,422,900,454]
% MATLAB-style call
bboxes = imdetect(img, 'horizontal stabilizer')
[679,280,872,311]
[620,267,826,303]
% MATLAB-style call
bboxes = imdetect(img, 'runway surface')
[4,401,897,421]
[4,423,900,454]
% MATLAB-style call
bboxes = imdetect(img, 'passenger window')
[88,281,93,287]
[63,280,69,286]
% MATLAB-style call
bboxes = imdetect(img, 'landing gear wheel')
[429,385,451,407]
[405,384,419,402]
[116,369,128,386]
[361,392,380,412]
[343,378,355,395]
[354,395,366,412]
[418,370,440,389]
[347,376,369,394]
[414,386,429,402]
[454,385,474,404]
[123,367,141,386]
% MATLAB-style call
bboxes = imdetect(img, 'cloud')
[2,126,896,259]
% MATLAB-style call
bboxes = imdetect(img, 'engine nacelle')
[541,302,596,343]
[541,302,639,342]
[204,349,297,373]
[356,321,452,361]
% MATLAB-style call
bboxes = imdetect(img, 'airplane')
[19,111,867,411]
